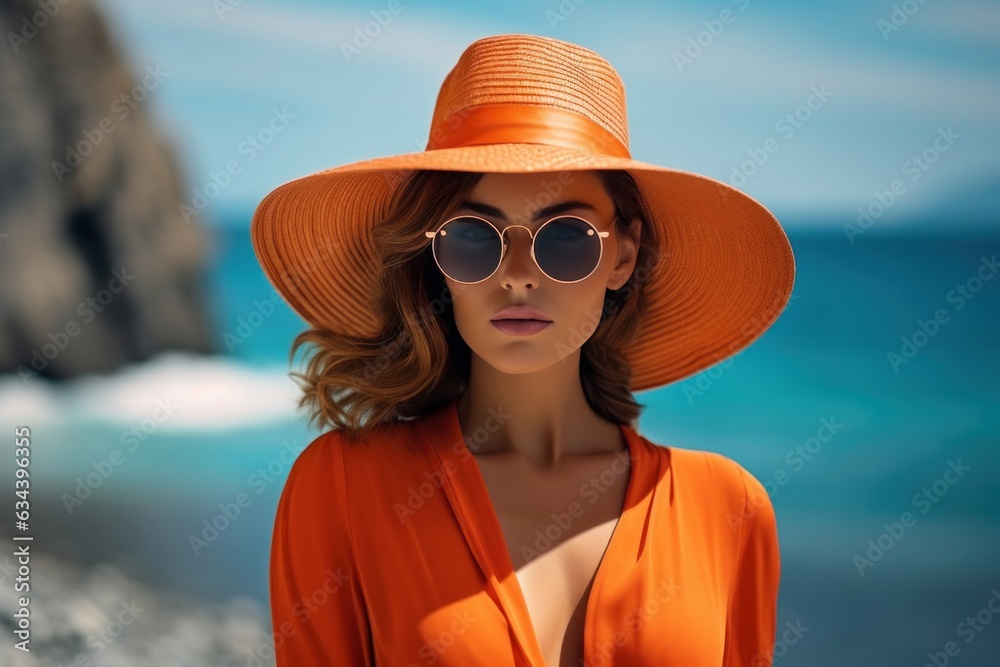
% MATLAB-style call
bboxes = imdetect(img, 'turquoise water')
[212,222,1000,665]
[11,222,999,665]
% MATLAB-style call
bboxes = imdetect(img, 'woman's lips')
[490,319,553,336]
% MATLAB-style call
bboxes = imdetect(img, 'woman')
[251,33,795,666]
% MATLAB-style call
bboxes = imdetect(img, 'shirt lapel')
[417,397,658,667]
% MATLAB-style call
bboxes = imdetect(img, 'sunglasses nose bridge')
[497,223,536,256]
[498,223,534,238]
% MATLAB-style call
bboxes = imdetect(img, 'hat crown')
[426,34,630,157]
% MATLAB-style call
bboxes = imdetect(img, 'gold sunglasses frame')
[423,214,615,285]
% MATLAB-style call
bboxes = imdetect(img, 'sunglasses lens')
[432,216,604,283]
[433,217,501,282]
[535,217,602,282]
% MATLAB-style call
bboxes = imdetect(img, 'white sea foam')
[0,352,302,432]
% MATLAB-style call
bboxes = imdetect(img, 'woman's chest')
[346,447,731,666]
[483,455,629,667]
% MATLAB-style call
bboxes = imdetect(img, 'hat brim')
[251,142,796,392]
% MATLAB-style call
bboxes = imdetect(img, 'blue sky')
[93,0,1000,231]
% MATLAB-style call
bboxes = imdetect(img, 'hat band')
[425,104,631,159]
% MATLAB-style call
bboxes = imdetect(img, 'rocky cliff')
[0,0,218,381]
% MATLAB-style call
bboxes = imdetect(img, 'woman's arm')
[269,431,374,665]
[722,465,782,667]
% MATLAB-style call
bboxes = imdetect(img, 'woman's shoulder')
[637,434,774,527]
[287,417,431,484]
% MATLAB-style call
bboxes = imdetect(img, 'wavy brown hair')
[288,169,662,443]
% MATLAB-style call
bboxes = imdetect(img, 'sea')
[1,218,997,666]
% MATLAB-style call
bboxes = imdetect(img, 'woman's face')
[438,171,641,375]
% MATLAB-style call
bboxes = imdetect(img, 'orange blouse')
[269,398,781,666]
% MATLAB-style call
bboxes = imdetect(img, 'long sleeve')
[722,465,781,667]
[269,431,374,666]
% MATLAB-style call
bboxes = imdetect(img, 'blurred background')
[0,0,997,664]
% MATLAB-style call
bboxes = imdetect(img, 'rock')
[0,0,218,381]
[0,550,276,666]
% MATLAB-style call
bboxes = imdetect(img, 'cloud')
[96,0,1000,116]
[96,0,480,73]
[612,13,1000,117]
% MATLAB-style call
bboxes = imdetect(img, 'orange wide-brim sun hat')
[250,33,796,393]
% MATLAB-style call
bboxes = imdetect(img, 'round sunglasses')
[424,214,615,284]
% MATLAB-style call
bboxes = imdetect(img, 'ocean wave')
[0,351,301,432]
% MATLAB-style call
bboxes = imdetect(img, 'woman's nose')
[497,227,539,281]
